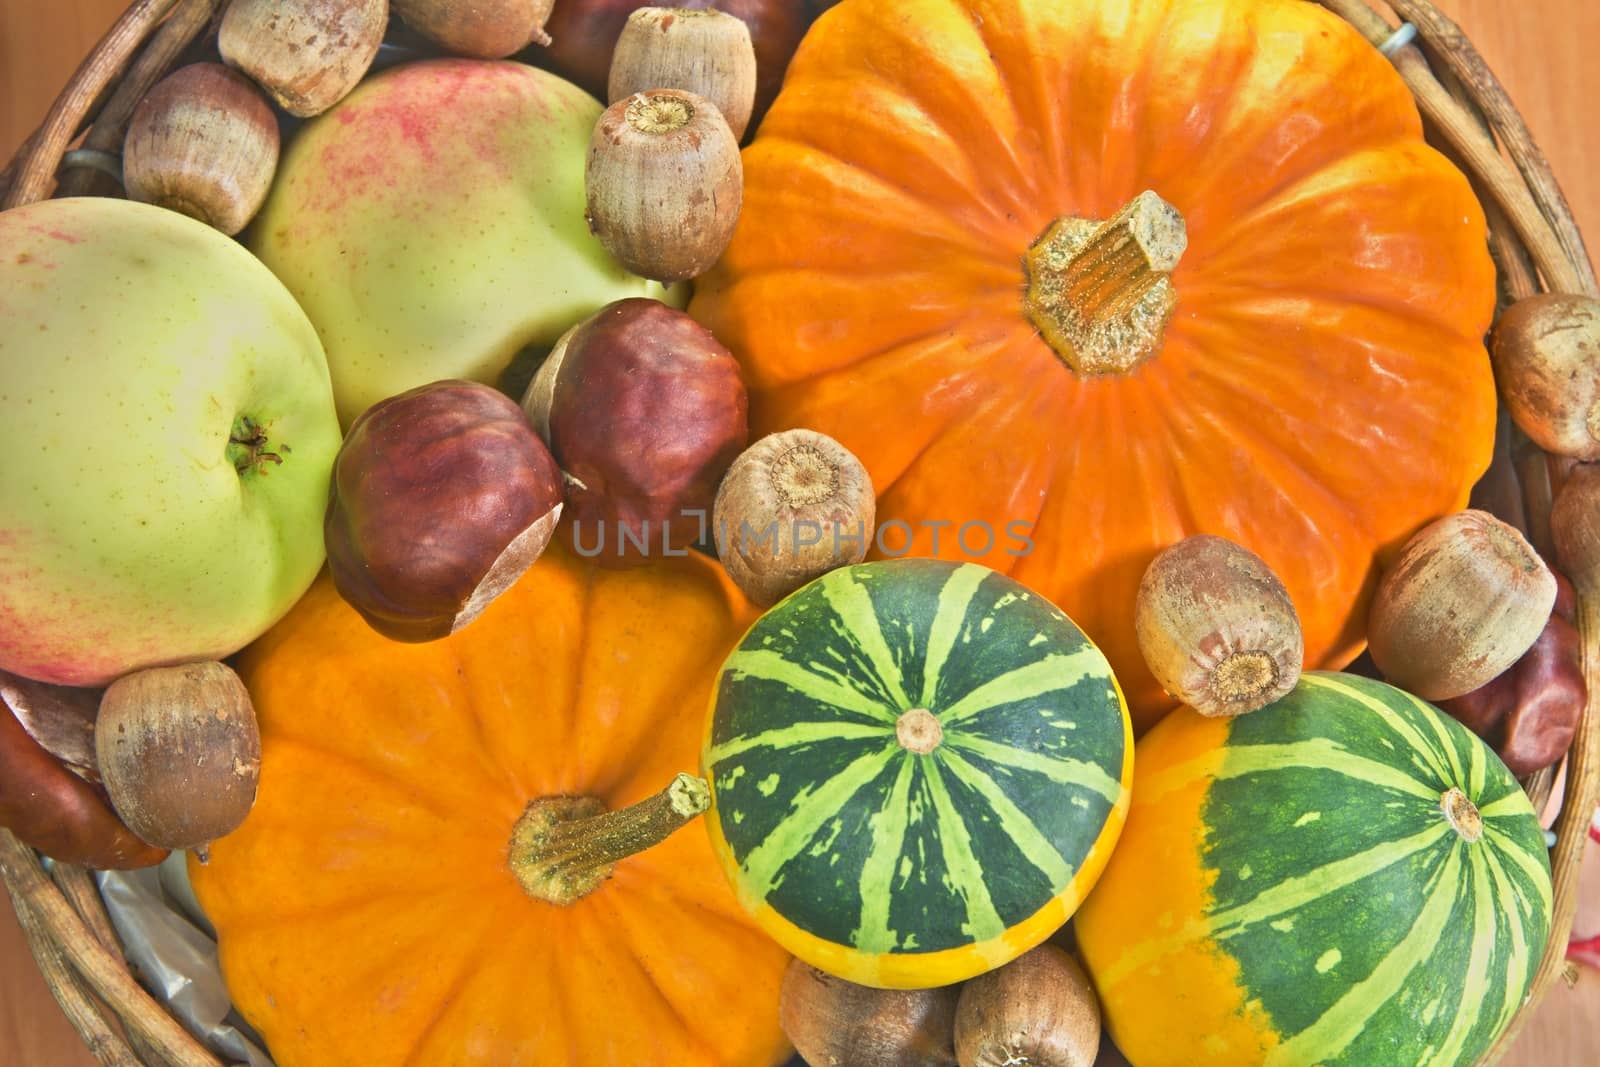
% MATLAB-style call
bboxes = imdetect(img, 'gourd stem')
[509,772,710,906]
[1439,787,1483,843]
[1023,190,1187,376]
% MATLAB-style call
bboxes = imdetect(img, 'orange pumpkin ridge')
[689,0,1498,730]
[190,544,791,1067]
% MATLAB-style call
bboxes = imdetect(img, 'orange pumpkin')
[689,0,1498,729]
[189,544,790,1067]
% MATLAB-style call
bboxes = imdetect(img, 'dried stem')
[510,774,710,906]
[0,830,221,1067]
[0,126,44,204]
[1487,200,1543,305]
[53,863,121,952]
[1,0,181,209]
[53,864,172,1067]
[55,0,226,198]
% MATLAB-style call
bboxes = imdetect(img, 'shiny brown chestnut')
[1,670,166,868]
[326,380,565,640]
[522,298,748,568]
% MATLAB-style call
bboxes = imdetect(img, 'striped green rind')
[1206,672,1552,1066]
[704,559,1129,973]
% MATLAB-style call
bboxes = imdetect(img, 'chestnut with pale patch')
[1,670,166,868]
[1440,572,1584,776]
[325,380,565,641]
[524,298,748,567]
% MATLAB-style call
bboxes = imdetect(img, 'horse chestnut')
[326,380,565,641]
[522,299,748,567]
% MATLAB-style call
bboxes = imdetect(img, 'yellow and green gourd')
[1076,672,1553,1067]
[703,559,1133,988]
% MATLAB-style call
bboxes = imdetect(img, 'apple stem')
[227,415,286,476]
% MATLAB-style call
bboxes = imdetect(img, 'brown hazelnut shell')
[713,428,875,606]
[540,0,810,133]
[218,0,387,118]
[608,8,758,140]
[1368,510,1556,701]
[780,958,959,1067]
[953,944,1100,1067]
[1134,535,1302,717]
[586,88,742,282]
[1,672,166,869]
[525,299,748,568]
[122,63,280,236]
[326,380,565,641]
[1490,293,1600,460]
[95,662,261,856]
[391,0,555,59]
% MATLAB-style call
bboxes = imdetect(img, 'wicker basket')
[2,1,1596,1064]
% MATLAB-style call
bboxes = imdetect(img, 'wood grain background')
[2,1,1597,1065]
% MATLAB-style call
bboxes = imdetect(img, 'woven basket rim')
[2,2,1598,1066]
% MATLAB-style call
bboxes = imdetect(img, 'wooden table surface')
[3,1,1598,1065]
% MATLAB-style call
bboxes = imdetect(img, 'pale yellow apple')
[0,197,341,686]
[250,57,680,426]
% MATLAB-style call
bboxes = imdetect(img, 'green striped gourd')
[702,558,1132,988]
[1076,671,1553,1067]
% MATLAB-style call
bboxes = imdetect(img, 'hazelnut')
[122,63,279,236]
[586,89,742,282]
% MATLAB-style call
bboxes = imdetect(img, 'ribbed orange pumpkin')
[188,545,790,1067]
[690,0,1498,729]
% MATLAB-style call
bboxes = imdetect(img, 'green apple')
[0,197,341,687]
[250,57,679,427]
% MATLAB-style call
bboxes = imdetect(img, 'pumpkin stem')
[509,772,710,906]
[1439,787,1484,843]
[1023,190,1187,375]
